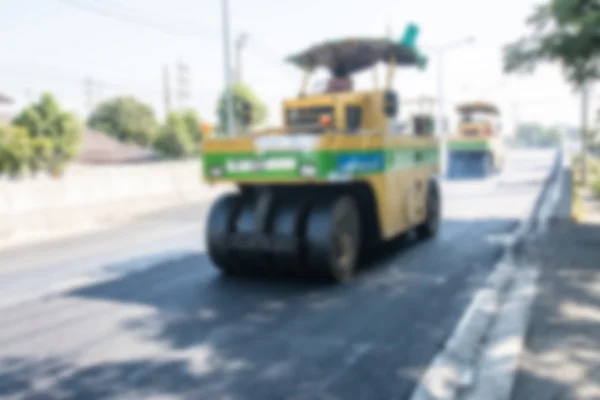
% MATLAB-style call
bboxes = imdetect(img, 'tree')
[87,96,158,147]
[585,109,600,153]
[181,108,204,151]
[153,111,195,159]
[540,126,562,147]
[514,123,544,147]
[28,137,53,174]
[503,0,600,182]
[12,93,83,175]
[216,83,267,134]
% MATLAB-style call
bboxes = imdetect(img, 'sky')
[0,0,595,133]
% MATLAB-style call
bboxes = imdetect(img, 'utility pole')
[581,82,590,183]
[430,36,475,177]
[175,60,191,110]
[386,23,393,39]
[24,89,33,103]
[163,65,172,115]
[222,0,235,136]
[234,33,249,83]
[436,50,446,173]
[512,102,520,143]
[84,77,95,116]
[95,79,104,104]
[84,78,105,116]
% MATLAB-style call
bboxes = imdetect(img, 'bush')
[153,112,195,159]
[0,126,33,178]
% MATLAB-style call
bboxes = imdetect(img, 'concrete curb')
[458,266,540,400]
[409,151,564,400]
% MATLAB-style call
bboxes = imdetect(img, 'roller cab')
[203,25,441,282]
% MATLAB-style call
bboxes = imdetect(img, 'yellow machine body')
[203,90,439,240]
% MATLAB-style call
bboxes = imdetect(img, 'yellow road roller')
[447,101,504,179]
[202,24,441,282]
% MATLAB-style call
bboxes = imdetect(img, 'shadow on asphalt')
[511,220,600,400]
[0,216,522,400]
[0,154,559,399]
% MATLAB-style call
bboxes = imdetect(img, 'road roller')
[447,101,505,179]
[202,24,442,282]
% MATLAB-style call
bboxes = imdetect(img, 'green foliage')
[153,111,195,159]
[87,96,158,147]
[513,123,562,148]
[590,157,600,197]
[11,93,83,175]
[592,177,600,198]
[29,137,53,173]
[0,126,32,178]
[180,108,204,147]
[217,83,267,133]
[503,0,600,88]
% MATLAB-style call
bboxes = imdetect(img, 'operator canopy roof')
[456,101,500,115]
[285,24,428,76]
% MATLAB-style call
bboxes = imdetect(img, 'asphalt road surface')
[0,149,556,400]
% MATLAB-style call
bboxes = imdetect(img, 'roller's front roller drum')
[416,179,441,239]
[206,193,241,275]
[305,196,361,282]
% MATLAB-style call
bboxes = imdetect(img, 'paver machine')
[202,24,442,282]
[447,100,504,179]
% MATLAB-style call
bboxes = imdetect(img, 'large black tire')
[270,200,311,277]
[305,196,361,283]
[416,179,441,239]
[206,193,242,275]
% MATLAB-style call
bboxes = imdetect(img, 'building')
[76,129,159,164]
[0,92,13,105]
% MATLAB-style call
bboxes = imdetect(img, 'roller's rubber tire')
[305,196,361,283]
[206,193,241,275]
[416,180,441,239]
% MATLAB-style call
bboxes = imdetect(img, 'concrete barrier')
[0,160,234,251]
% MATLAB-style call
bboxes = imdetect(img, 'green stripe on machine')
[448,140,492,151]
[202,147,439,180]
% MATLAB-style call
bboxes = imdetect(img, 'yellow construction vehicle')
[202,24,441,282]
[447,100,504,178]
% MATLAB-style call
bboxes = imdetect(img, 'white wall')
[0,161,233,251]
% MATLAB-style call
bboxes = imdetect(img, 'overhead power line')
[0,63,164,97]
[54,0,298,83]
[55,0,292,70]
[55,0,217,40]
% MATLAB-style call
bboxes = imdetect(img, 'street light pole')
[431,36,475,177]
[235,33,249,84]
[436,50,447,176]
[221,0,235,137]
